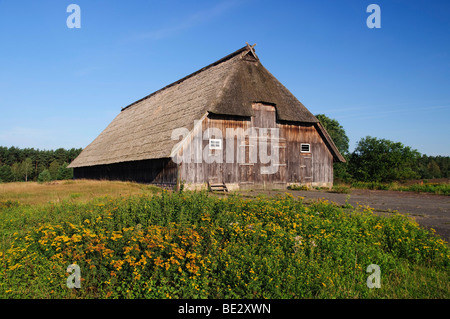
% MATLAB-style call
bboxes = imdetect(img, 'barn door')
[268,138,286,184]
[205,136,223,185]
[206,150,223,184]
[239,135,255,185]
[250,103,287,185]
[300,155,313,185]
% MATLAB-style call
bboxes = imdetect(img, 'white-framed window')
[301,143,310,153]
[209,138,222,150]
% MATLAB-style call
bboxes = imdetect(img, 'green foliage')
[179,180,185,193]
[329,185,351,194]
[0,165,13,183]
[315,114,351,182]
[8,159,33,182]
[315,114,349,155]
[349,136,420,183]
[397,183,450,196]
[351,181,392,191]
[49,160,60,180]
[339,181,450,196]
[0,200,20,209]
[1,192,448,298]
[0,146,81,182]
[427,160,441,178]
[416,155,449,179]
[56,162,73,180]
[315,115,449,183]
[287,184,309,191]
[21,158,33,182]
[37,170,52,183]
[10,163,21,181]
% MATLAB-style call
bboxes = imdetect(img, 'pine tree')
[49,160,60,180]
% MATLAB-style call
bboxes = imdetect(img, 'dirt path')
[245,189,450,242]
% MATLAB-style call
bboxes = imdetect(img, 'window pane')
[209,139,222,150]
[301,144,310,152]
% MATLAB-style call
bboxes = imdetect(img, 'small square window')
[209,138,222,150]
[301,143,310,153]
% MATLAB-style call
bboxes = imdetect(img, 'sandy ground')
[246,189,450,242]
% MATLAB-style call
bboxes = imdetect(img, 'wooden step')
[208,182,228,192]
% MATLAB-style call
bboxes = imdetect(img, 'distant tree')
[427,160,441,178]
[0,165,13,183]
[434,156,449,178]
[56,162,73,180]
[6,147,20,166]
[315,114,350,182]
[68,148,82,162]
[416,155,430,179]
[349,136,420,182]
[315,114,349,155]
[54,148,67,164]
[20,158,33,182]
[35,163,47,181]
[49,160,60,180]
[0,146,7,165]
[415,155,449,179]
[38,169,52,183]
[0,146,82,183]
[10,163,21,181]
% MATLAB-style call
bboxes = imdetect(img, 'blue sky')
[0,0,449,156]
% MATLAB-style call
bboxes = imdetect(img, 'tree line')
[315,114,449,183]
[0,116,448,185]
[0,146,82,183]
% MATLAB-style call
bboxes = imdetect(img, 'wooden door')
[267,138,286,184]
[250,103,287,184]
[239,135,255,185]
[300,155,313,184]
[207,147,223,184]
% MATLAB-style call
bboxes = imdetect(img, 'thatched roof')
[69,45,341,168]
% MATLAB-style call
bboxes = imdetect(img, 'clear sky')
[0,0,449,156]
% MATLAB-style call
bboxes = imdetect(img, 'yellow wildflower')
[111,232,123,241]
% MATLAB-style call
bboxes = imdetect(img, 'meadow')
[0,180,160,205]
[0,180,449,298]
[334,180,450,195]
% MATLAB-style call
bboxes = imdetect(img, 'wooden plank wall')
[178,113,251,185]
[283,123,333,185]
[178,103,334,187]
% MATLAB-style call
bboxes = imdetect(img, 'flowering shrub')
[1,191,449,298]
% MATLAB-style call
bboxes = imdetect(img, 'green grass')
[0,187,449,298]
[287,184,309,191]
[396,182,450,195]
[328,185,351,194]
[336,181,450,195]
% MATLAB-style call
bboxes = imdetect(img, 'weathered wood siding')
[283,123,333,186]
[178,103,333,188]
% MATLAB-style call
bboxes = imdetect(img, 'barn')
[68,43,345,190]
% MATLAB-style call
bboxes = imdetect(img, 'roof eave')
[315,122,346,163]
